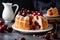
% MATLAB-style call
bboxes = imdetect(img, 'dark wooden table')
[0,18,60,40]
[0,28,60,40]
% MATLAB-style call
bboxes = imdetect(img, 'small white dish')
[43,14,60,18]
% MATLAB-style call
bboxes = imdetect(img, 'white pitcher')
[2,2,19,23]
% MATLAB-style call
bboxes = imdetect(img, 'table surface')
[0,23,60,40]
[0,28,60,40]
[0,19,60,40]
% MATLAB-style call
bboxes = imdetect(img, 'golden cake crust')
[13,10,49,30]
[47,7,58,16]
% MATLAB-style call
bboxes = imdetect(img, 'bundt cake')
[47,7,58,16]
[13,10,49,30]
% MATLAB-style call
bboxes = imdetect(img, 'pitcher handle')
[13,4,19,14]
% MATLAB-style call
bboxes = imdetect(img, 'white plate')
[12,25,53,33]
[43,14,60,18]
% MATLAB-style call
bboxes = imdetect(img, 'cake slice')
[47,7,58,16]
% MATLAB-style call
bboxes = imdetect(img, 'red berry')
[38,12,43,16]
[22,12,25,16]
[44,33,50,39]
[32,11,37,16]
[38,12,40,16]
[7,27,13,33]
[50,12,53,15]
[51,32,57,38]
[27,10,30,12]
[2,24,8,30]
[0,20,4,25]
[49,10,53,15]
[21,37,25,40]
[36,11,38,14]
[27,10,31,14]
[31,10,35,13]
[0,27,2,32]
[33,12,36,16]
[0,27,4,33]
[18,11,22,15]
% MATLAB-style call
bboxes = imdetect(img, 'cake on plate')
[47,7,58,16]
[13,10,49,30]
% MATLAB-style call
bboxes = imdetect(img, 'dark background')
[0,0,34,18]
[0,0,60,18]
